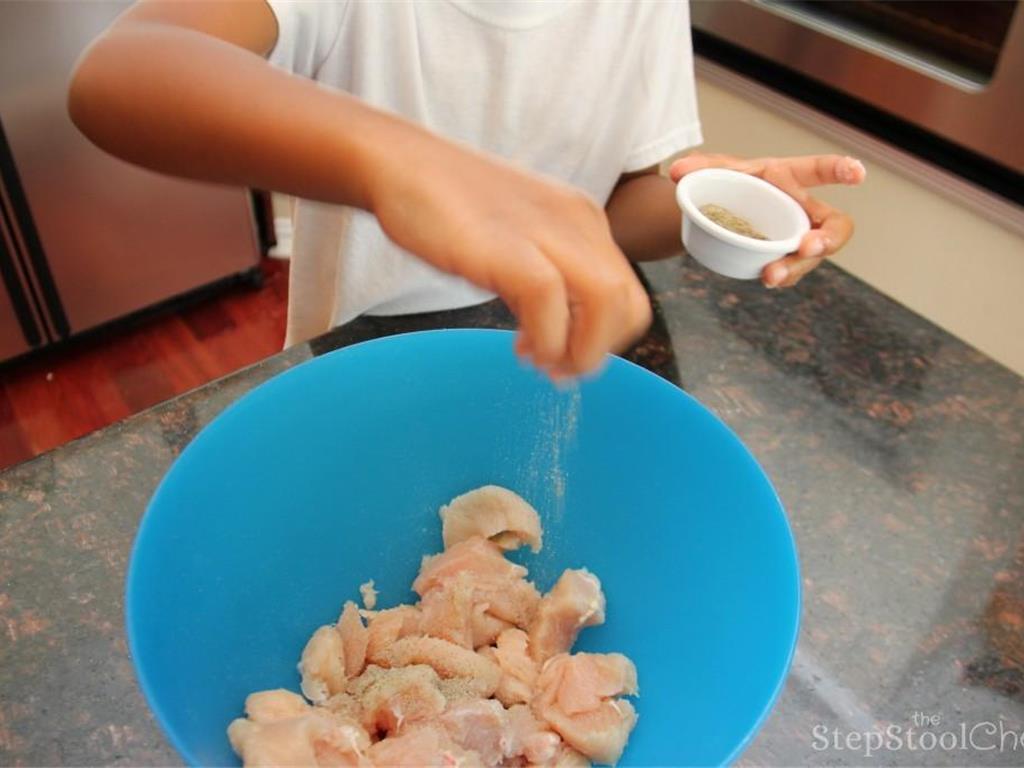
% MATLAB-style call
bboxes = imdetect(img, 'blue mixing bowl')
[126,329,799,766]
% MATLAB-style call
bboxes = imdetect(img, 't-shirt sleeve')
[265,0,348,78]
[623,1,704,172]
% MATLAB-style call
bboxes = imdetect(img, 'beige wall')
[695,73,1024,377]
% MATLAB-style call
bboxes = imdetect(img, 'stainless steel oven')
[691,0,1023,177]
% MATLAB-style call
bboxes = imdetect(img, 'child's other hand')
[669,154,866,288]
[369,138,652,378]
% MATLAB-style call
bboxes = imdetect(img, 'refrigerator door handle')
[0,118,69,344]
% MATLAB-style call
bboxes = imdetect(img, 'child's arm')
[605,168,683,263]
[68,0,650,378]
[606,155,865,288]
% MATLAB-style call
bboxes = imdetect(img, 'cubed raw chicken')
[366,605,422,663]
[227,709,370,767]
[439,486,543,553]
[479,629,539,707]
[338,601,369,679]
[366,724,480,767]
[533,653,637,765]
[419,570,539,650]
[505,704,563,764]
[418,572,476,648]
[299,602,370,704]
[413,537,528,597]
[299,626,348,704]
[229,486,639,768]
[439,699,509,766]
[528,569,606,663]
[244,689,311,723]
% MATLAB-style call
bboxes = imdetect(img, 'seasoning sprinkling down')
[699,204,767,240]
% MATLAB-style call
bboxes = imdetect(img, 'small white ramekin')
[675,168,810,280]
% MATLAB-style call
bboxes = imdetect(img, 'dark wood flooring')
[0,258,288,470]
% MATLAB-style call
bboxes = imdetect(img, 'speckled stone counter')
[2,257,1022,767]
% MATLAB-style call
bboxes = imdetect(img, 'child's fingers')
[762,252,824,289]
[799,194,854,255]
[668,153,766,182]
[771,155,865,189]
[761,210,853,289]
[671,153,866,191]
[562,245,651,375]
[514,332,533,360]
[500,246,571,368]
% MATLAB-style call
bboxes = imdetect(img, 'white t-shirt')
[267,0,702,345]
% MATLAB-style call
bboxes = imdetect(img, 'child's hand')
[670,154,866,288]
[369,137,652,378]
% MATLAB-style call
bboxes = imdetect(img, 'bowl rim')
[676,168,810,253]
[124,328,802,767]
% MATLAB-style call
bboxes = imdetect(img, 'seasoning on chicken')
[376,636,502,698]
[347,664,446,736]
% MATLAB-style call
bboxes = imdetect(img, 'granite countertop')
[1,257,1022,766]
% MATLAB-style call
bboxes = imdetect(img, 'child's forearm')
[69,11,424,213]
[68,1,654,376]
[605,172,684,262]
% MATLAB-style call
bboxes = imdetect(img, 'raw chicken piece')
[479,629,539,707]
[505,704,563,764]
[551,744,591,767]
[471,606,514,649]
[419,572,476,648]
[366,605,422,662]
[533,653,637,765]
[529,570,606,663]
[552,653,637,716]
[376,636,501,698]
[244,689,310,723]
[338,601,369,678]
[419,571,534,649]
[227,710,370,767]
[413,537,526,597]
[346,664,445,735]
[367,724,481,767]
[299,625,347,704]
[359,580,378,610]
[440,486,543,553]
[299,604,369,705]
[439,699,509,766]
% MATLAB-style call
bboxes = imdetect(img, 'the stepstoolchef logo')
[812,712,1024,758]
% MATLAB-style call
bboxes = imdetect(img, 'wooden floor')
[0,258,288,470]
